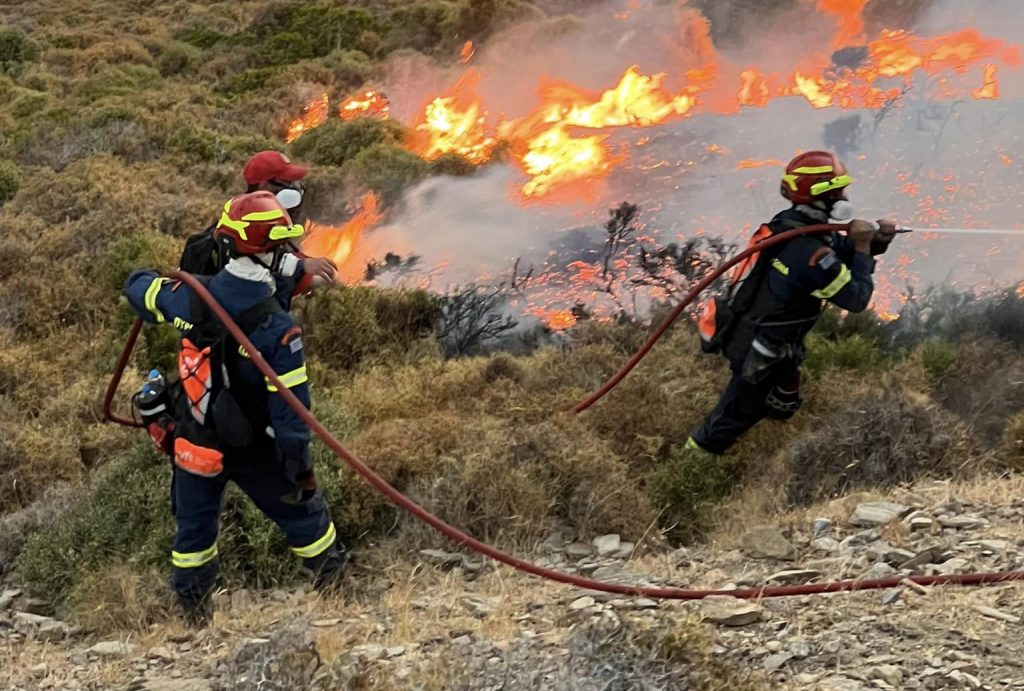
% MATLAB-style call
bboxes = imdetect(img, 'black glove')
[281,447,316,504]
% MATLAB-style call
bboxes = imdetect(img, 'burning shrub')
[786,387,976,506]
[343,142,429,205]
[0,160,19,206]
[290,117,405,167]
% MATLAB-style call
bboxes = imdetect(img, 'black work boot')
[178,591,213,628]
[309,545,349,593]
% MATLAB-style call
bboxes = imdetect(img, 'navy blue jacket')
[124,267,311,465]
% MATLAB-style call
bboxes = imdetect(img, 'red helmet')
[214,191,304,256]
[780,151,852,205]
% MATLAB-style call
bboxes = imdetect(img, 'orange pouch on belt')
[173,437,224,477]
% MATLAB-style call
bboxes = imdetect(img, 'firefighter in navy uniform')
[178,150,338,308]
[690,151,898,456]
[124,191,346,626]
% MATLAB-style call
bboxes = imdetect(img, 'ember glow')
[301,194,382,281]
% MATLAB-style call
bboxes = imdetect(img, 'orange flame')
[973,64,999,99]
[460,40,476,64]
[285,92,329,144]
[407,70,496,163]
[339,90,390,120]
[301,194,382,279]
[815,0,869,47]
[282,2,1019,200]
[529,308,577,331]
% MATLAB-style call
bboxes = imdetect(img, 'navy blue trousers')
[169,442,338,599]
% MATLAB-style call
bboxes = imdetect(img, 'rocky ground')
[3,475,1024,691]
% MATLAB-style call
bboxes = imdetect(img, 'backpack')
[698,217,804,354]
[170,277,282,475]
[179,225,222,276]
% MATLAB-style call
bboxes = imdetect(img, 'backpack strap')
[235,298,283,335]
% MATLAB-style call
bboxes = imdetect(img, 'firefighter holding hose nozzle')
[124,191,347,626]
[689,151,898,457]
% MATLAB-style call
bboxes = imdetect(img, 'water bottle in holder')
[135,369,176,456]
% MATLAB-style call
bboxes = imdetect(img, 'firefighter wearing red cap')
[689,151,898,456]
[180,150,336,297]
[125,191,346,626]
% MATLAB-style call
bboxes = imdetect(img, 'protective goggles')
[268,223,305,241]
[810,174,852,197]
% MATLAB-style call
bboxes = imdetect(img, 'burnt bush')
[786,387,975,505]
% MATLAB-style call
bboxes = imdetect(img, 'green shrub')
[176,25,225,50]
[216,66,280,95]
[259,31,315,66]
[321,49,372,90]
[647,444,742,539]
[813,306,885,344]
[97,234,179,291]
[156,41,199,76]
[384,2,462,55]
[0,27,38,71]
[802,332,884,375]
[429,152,478,177]
[18,443,357,600]
[918,340,958,383]
[290,117,405,167]
[249,4,384,58]
[77,64,163,102]
[0,160,20,205]
[343,142,429,205]
[298,286,439,372]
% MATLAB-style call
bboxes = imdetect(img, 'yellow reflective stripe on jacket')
[292,522,336,559]
[144,277,167,324]
[812,263,852,299]
[171,544,218,569]
[771,258,790,275]
[265,365,308,392]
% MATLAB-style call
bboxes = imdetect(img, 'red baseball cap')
[243,151,309,186]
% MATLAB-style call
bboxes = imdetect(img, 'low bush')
[0,27,38,72]
[786,387,975,505]
[298,286,439,373]
[343,142,430,205]
[647,444,743,539]
[0,160,19,205]
[18,443,357,599]
[290,118,405,167]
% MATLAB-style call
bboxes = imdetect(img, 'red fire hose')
[103,268,1024,600]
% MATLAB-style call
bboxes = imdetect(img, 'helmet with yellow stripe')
[214,191,305,256]
[780,151,851,205]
